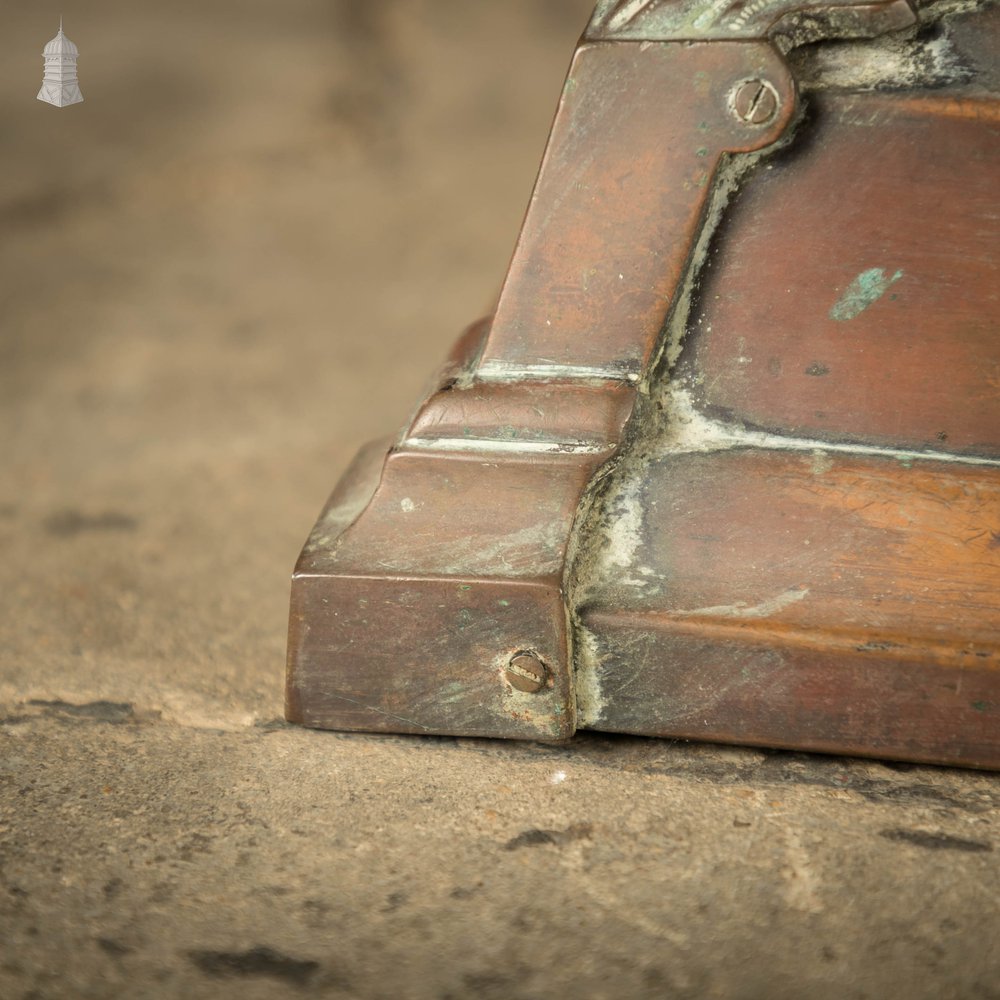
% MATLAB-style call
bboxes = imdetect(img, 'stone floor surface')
[1,2,998,998]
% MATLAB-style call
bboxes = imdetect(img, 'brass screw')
[505,651,549,694]
[731,79,779,125]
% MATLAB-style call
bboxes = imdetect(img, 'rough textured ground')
[1,2,998,998]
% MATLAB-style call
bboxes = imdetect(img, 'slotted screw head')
[731,79,779,125]
[505,651,549,694]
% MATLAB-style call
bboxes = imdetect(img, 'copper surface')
[288,0,1000,767]
[480,41,794,372]
[578,449,1000,769]
[287,29,799,740]
[678,91,1000,455]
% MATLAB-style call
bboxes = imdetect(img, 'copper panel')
[288,31,803,742]
[580,624,1000,768]
[289,574,572,740]
[408,380,635,448]
[288,1,1000,766]
[319,449,597,580]
[680,91,1000,455]
[481,40,795,371]
[287,448,602,738]
[579,448,1000,767]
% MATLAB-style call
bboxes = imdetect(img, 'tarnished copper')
[288,0,999,768]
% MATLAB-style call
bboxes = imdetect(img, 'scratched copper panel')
[286,34,803,741]
[288,574,573,739]
[287,446,592,738]
[287,447,609,738]
[679,91,1000,456]
[289,5,1000,759]
[578,448,1000,766]
[407,379,635,447]
[581,623,1000,768]
[480,40,795,371]
[322,449,600,579]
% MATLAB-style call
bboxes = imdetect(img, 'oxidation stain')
[829,267,903,322]
[855,640,903,653]
[27,700,135,724]
[188,946,320,987]
[804,362,830,376]
[879,828,992,853]
[44,510,138,537]
[989,532,1000,550]
[505,822,593,850]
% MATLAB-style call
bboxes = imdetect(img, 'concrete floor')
[1,2,998,997]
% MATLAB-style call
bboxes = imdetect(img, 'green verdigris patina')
[829,266,903,322]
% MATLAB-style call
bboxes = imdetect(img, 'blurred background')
[1,0,594,725]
